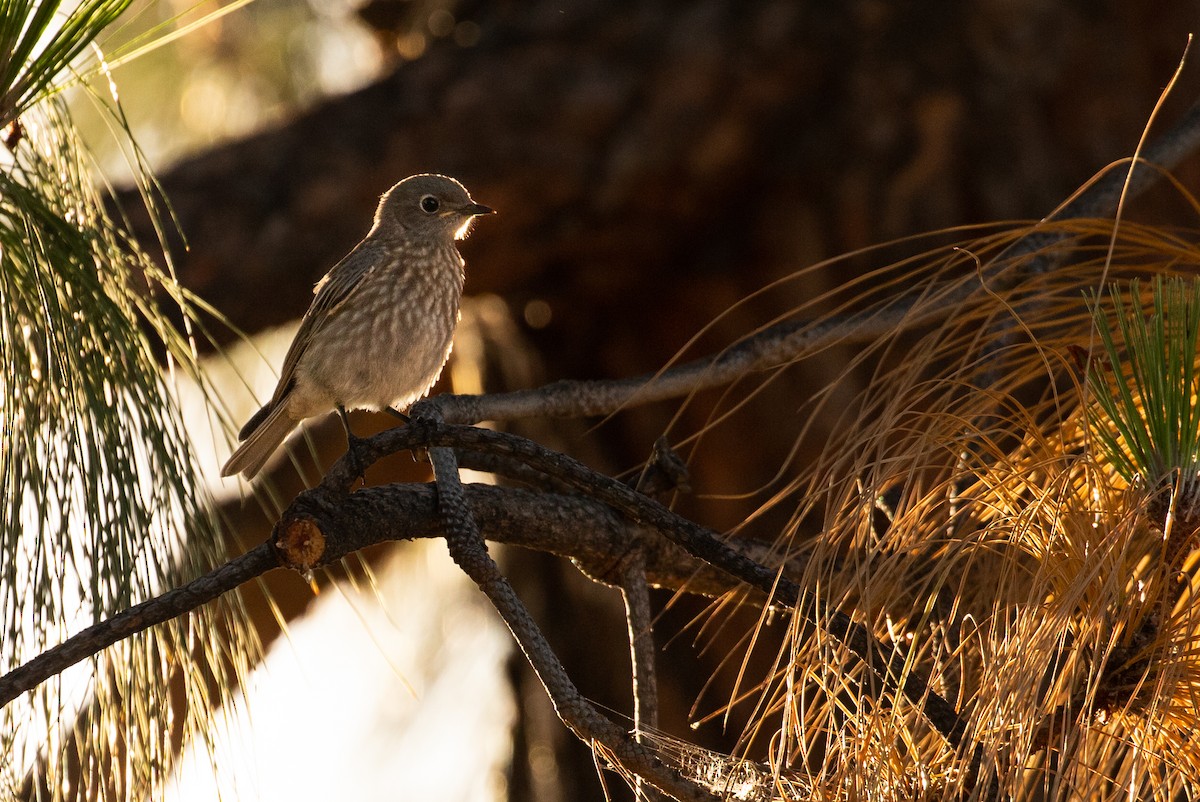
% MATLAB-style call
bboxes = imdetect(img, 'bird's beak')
[451,202,494,239]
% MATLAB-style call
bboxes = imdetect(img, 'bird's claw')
[344,432,369,480]
[384,406,411,425]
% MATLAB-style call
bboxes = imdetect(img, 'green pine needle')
[0,0,131,128]
[1087,277,1200,503]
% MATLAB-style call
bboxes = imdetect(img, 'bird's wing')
[267,240,388,406]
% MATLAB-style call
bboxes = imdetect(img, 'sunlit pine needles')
[662,212,1200,799]
[0,9,257,800]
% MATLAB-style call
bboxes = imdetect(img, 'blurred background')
[73,0,1200,799]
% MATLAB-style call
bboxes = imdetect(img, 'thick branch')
[273,481,795,598]
[1,483,796,709]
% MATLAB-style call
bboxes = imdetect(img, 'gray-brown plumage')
[221,174,493,478]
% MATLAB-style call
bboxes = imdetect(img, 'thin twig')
[620,550,669,801]
[621,550,660,735]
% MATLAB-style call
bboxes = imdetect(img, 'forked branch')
[424,418,715,800]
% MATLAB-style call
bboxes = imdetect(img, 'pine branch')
[0,482,798,709]
[5,95,1200,792]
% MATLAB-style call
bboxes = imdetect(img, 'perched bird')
[221,174,494,478]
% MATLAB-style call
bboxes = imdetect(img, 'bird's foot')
[403,403,441,461]
[344,432,371,480]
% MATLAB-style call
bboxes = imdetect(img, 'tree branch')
[621,551,660,738]
[297,420,974,749]
[0,482,796,709]
[0,544,277,707]
[619,551,668,800]
[9,97,1200,777]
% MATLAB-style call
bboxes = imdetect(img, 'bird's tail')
[221,401,298,479]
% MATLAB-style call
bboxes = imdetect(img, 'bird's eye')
[420,195,440,214]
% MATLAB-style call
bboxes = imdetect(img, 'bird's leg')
[384,406,410,425]
[336,404,356,441]
[337,405,369,479]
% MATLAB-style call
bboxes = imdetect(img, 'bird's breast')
[295,245,464,411]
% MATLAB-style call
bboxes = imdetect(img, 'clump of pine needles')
[0,3,256,801]
[1088,278,1200,548]
[664,210,1200,799]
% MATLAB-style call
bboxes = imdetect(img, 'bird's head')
[376,173,494,241]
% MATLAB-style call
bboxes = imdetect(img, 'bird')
[221,174,494,479]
